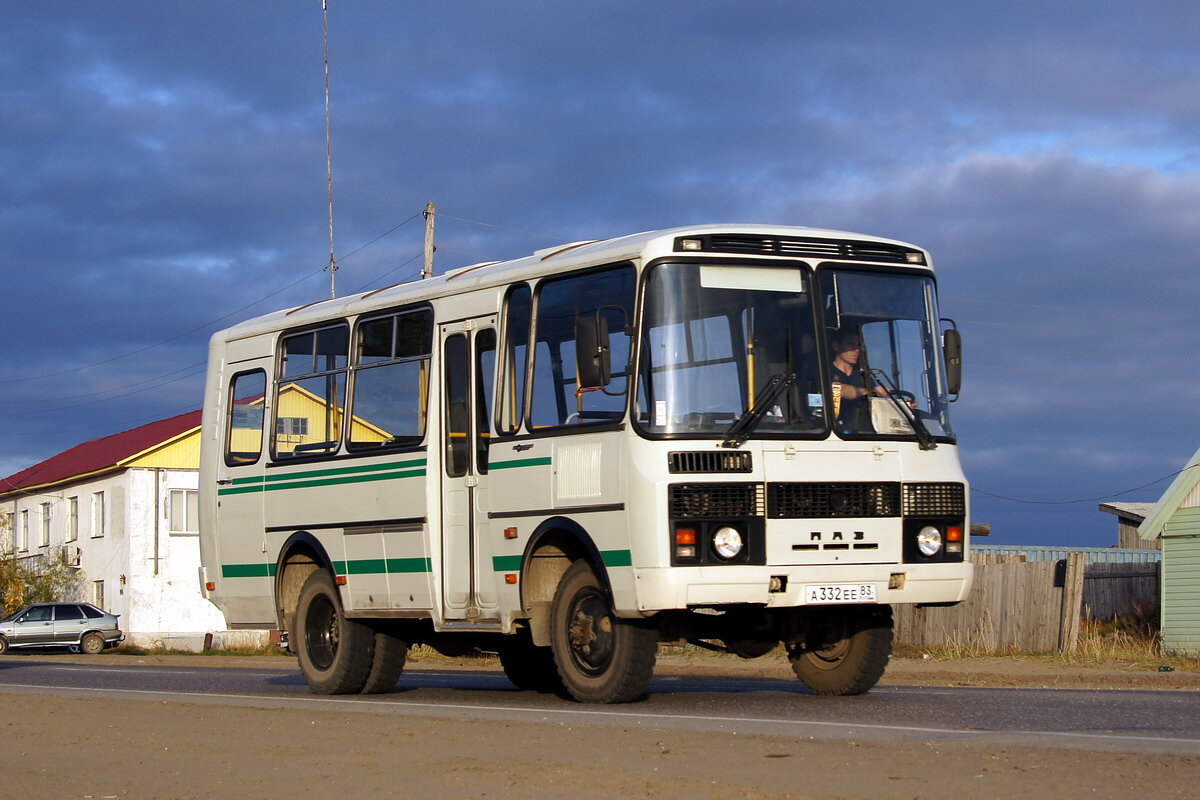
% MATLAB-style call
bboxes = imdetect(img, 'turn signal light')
[205,582,216,592]
[946,527,964,542]
[675,528,697,545]
[505,573,518,584]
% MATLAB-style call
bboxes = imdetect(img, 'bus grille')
[902,483,966,517]
[669,483,764,518]
[674,234,924,265]
[668,451,753,474]
[767,482,902,518]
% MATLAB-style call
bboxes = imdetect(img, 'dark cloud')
[3,2,1199,544]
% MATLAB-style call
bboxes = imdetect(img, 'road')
[2,656,1197,755]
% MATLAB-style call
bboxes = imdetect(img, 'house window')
[169,489,199,534]
[18,510,28,551]
[276,417,309,437]
[91,492,106,538]
[39,503,51,548]
[67,497,79,543]
[92,580,104,610]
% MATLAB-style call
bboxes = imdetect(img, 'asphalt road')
[1,657,1198,756]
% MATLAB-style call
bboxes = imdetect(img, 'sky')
[3,1,1200,547]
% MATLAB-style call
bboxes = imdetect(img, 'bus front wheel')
[295,570,375,694]
[788,605,893,696]
[549,560,656,703]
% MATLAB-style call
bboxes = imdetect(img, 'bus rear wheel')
[361,629,408,694]
[788,605,893,696]
[296,570,375,694]
[550,560,656,703]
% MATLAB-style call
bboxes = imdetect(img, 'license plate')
[803,583,877,604]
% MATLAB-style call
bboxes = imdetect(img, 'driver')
[829,327,885,432]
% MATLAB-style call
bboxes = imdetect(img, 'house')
[1098,502,1160,549]
[0,410,263,650]
[1137,448,1200,656]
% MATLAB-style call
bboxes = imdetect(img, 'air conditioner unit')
[60,544,81,567]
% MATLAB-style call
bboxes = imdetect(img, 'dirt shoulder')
[10,647,1199,691]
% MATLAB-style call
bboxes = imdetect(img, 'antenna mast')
[323,0,337,299]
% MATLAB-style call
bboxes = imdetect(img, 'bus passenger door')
[439,318,498,621]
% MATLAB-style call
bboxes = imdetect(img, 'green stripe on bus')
[488,457,552,470]
[221,563,277,578]
[263,458,426,483]
[218,467,426,495]
[601,549,633,568]
[492,555,522,572]
[338,558,433,575]
[492,551,631,572]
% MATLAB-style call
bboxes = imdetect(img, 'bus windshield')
[819,269,955,442]
[635,261,955,442]
[636,261,824,437]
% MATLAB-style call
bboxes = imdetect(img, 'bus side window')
[498,285,530,434]
[348,308,432,450]
[225,370,267,466]
[530,265,634,427]
[275,324,349,458]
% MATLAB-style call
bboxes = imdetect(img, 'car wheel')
[0,635,9,655]
[549,560,657,703]
[80,632,106,655]
[295,570,374,694]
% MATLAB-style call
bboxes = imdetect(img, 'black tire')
[788,605,893,696]
[499,628,564,693]
[80,632,106,655]
[360,630,408,694]
[0,635,9,655]
[295,570,375,694]
[550,560,657,703]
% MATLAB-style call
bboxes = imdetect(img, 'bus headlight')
[712,526,744,560]
[916,526,943,557]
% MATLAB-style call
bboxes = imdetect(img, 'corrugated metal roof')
[0,409,202,496]
[972,545,1161,563]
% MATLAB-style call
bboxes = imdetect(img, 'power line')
[971,465,1195,506]
[437,213,571,243]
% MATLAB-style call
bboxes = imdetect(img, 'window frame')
[346,304,434,453]
[271,322,351,461]
[527,262,636,433]
[224,368,268,468]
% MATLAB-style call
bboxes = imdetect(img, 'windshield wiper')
[721,372,796,449]
[867,369,937,450]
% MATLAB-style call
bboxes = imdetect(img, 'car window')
[25,606,52,622]
[81,604,104,619]
[55,605,85,621]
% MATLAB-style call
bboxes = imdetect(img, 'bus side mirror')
[943,326,962,396]
[575,314,611,389]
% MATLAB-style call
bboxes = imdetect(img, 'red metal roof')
[0,409,202,496]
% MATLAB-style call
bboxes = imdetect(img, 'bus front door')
[439,319,498,621]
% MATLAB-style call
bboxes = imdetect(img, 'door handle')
[216,478,233,485]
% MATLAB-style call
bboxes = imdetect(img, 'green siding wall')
[1162,509,1200,656]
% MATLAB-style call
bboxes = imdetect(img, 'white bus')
[198,224,971,703]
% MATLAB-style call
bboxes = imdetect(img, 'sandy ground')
[1,651,1197,800]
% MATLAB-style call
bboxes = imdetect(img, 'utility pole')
[422,202,436,279]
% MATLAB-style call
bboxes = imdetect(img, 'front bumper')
[632,561,973,612]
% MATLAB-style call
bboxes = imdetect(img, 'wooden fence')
[893,553,1160,653]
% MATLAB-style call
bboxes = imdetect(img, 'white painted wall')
[3,468,267,651]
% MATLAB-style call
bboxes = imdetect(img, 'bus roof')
[213,223,928,343]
